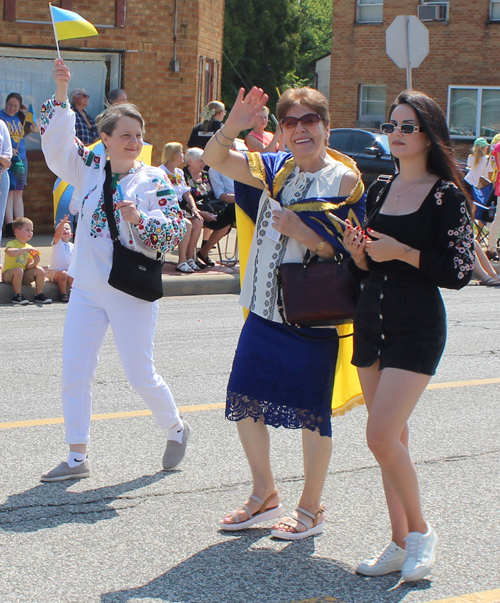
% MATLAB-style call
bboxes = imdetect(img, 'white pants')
[62,285,180,445]
[488,197,500,251]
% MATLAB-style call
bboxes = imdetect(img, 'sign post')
[386,15,429,89]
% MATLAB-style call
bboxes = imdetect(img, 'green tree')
[221,0,333,111]
[221,0,301,112]
[292,0,332,86]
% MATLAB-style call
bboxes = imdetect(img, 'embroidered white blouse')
[40,97,186,289]
[240,155,352,322]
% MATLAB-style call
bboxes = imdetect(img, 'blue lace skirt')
[226,311,339,437]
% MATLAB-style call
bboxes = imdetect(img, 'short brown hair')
[162,142,183,164]
[13,217,33,232]
[277,87,330,127]
[98,103,145,136]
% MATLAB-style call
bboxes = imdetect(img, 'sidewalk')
[0,231,240,304]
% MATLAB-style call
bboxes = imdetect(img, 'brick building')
[329,0,500,156]
[0,0,224,232]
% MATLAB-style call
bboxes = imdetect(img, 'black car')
[328,128,395,186]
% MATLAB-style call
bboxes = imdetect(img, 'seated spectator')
[107,89,128,105]
[160,142,204,273]
[2,216,52,305]
[474,239,500,286]
[69,88,99,145]
[183,148,234,267]
[187,101,226,149]
[46,214,74,302]
[244,106,281,152]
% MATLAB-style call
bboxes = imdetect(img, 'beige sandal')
[219,490,283,531]
[271,504,325,540]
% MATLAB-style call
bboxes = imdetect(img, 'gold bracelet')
[214,131,233,148]
[218,127,236,142]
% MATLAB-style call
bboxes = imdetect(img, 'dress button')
[381,334,386,340]
[377,350,381,356]
[379,314,383,320]
[379,294,384,299]
[384,275,388,281]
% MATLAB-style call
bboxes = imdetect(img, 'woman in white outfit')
[40,59,190,481]
[0,120,12,247]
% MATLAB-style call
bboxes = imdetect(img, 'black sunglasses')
[280,113,322,129]
[380,123,421,135]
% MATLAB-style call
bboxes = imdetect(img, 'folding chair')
[216,226,238,267]
[471,183,494,247]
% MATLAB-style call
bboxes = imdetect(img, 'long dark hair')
[389,90,471,207]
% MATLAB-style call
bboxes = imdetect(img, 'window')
[448,86,500,139]
[356,0,383,23]
[359,85,386,124]
[490,0,500,20]
[0,47,122,151]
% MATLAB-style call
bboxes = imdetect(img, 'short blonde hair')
[162,142,183,164]
[13,217,33,232]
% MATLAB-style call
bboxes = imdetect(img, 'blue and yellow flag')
[49,4,98,42]
[25,104,37,126]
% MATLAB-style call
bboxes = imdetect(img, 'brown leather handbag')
[277,249,359,329]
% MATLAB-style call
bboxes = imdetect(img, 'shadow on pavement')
[100,530,432,603]
[0,471,170,533]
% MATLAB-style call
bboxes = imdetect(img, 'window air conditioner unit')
[418,3,448,21]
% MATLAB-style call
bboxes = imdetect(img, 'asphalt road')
[0,289,499,603]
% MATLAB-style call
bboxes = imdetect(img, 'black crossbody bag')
[103,161,163,302]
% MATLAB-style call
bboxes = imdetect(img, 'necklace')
[393,174,429,203]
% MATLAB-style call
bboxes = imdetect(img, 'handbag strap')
[103,160,119,241]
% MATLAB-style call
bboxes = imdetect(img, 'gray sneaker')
[41,460,90,482]
[162,419,191,470]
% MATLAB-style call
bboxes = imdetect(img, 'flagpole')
[49,3,62,59]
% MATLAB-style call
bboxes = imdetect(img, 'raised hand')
[52,59,71,102]
[223,87,269,138]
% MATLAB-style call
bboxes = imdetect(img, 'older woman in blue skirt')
[203,86,365,539]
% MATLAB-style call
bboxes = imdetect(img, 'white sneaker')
[357,541,406,576]
[402,524,437,581]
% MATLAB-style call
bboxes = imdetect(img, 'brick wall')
[1,0,224,232]
[329,0,500,159]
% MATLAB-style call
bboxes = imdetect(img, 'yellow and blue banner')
[25,104,37,126]
[49,4,98,57]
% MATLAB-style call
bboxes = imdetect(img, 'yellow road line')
[427,377,500,390]
[285,592,500,603]
[1,376,498,431]
[427,589,500,603]
[0,403,225,430]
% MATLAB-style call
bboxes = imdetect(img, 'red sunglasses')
[280,113,322,129]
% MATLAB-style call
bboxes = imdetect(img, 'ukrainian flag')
[49,4,98,41]
[25,104,37,126]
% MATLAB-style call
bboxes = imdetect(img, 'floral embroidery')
[90,191,120,239]
[437,182,474,281]
[167,172,182,186]
[40,96,69,135]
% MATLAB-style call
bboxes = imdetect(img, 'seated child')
[46,214,74,302]
[2,216,52,305]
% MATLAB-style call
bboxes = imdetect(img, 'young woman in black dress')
[344,90,474,581]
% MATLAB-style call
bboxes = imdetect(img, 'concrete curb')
[0,272,241,305]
